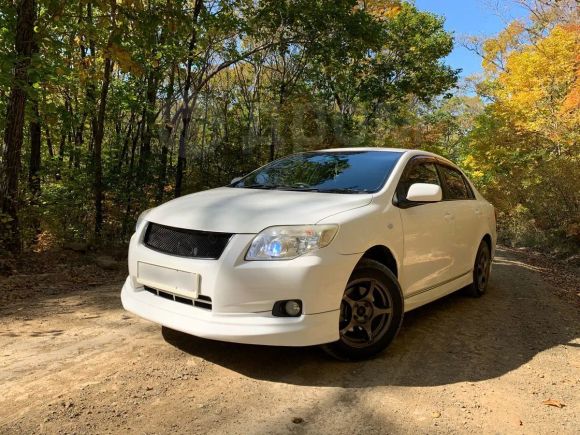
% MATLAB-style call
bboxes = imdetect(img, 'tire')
[321,259,404,361]
[465,240,491,297]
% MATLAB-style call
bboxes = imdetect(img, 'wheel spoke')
[361,321,373,342]
[343,292,358,309]
[362,281,376,303]
[371,306,391,320]
[340,319,356,335]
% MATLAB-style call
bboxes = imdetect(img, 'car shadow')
[162,250,579,387]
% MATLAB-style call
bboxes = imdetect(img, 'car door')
[436,163,479,278]
[395,157,456,298]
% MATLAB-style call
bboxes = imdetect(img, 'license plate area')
[137,262,200,299]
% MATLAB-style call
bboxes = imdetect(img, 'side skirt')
[403,270,473,312]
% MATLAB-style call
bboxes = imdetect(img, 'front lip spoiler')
[121,277,340,347]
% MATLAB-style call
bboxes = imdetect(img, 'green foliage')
[462,108,579,252]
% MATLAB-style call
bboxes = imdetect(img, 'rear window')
[438,165,472,200]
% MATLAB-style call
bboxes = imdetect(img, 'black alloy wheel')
[466,240,492,297]
[322,259,404,361]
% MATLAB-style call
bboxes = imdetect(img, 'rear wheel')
[321,259,404,361]
[466,240,491,297]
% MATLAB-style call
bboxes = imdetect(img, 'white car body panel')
[145,186,372,234]
[122,148,496,346]
[398,201,456,297]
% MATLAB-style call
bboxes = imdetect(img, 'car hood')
[146,187,372,233]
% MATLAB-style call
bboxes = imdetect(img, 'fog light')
[285,300,301,316]
[272,300,302,317]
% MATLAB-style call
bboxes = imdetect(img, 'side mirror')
[406,183,442,202]
[230,176,243,185]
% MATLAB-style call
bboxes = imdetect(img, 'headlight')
[136,208,153,231]
[246,225,338,260]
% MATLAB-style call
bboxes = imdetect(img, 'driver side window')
[397,160,441,200]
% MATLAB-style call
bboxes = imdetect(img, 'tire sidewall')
[323,259,404,361]
[472,242,491,296]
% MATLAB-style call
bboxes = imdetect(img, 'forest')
[0,0,578,256]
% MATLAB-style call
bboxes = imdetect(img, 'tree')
[0,0,36,254]
[461,1,579,249]
[313,2,458,146]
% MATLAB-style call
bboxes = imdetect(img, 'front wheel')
[321,259,404,361]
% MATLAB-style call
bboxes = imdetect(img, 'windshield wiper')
[316,188,368,194]
[236,184,367,194]
[236,183,278,189]
[234,183,315,191]
[274,185,320,192]
[276,186,369,193]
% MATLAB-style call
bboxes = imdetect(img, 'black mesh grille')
[143,223,232,259]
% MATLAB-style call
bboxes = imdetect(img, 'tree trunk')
[93,56,114,238]
[86,2,98,157]
[91,0,118,239]
[157,64,175,203]
[270,83,286,162]
[138,70,159,178]
[42,93,54,158]
[29,100,42,243]
[175,114,190,198]
[0,0,36,254]
[121,120,142,238]
[174,0,203,198]
[55,128,65,180]
[45,124,54,158]
[118,109,136,169]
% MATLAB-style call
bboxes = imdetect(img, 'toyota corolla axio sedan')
[122,148,496,360]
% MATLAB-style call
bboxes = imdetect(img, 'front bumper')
[122,230,361,346]
[122,277,340,346]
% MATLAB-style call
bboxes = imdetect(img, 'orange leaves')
[561,80,579,114]
[385,3,402,19]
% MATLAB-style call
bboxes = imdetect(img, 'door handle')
[475,208,482,215]
[444,212,454,221]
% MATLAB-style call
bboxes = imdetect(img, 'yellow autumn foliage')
[362,0,402,20]
[482,20,524,73]
[490,25,579,152]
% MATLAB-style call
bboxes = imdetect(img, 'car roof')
[313,147,455,166]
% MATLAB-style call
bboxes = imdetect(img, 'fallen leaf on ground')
[542,399,565,408]
[431,412,441,418]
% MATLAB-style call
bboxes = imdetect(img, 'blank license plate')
[137,262,200,298]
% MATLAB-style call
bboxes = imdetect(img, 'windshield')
[231,151,403,193]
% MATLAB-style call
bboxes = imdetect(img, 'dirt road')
[1,247,578,434]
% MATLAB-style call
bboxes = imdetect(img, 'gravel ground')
[0,247,578,434]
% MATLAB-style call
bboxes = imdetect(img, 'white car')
[122,148,496,360]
